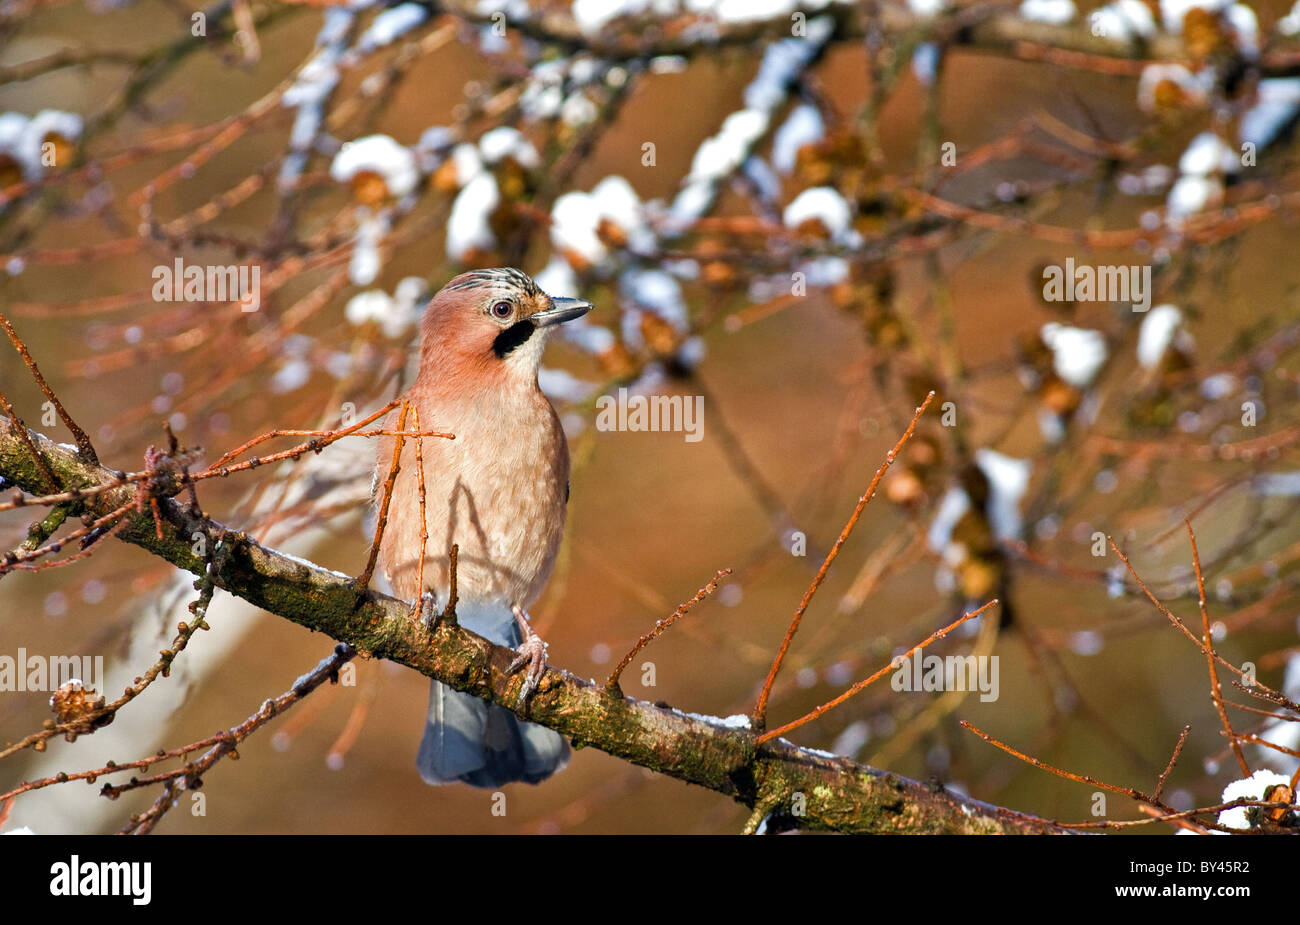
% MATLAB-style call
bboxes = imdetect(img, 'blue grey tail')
[417,679,570,788]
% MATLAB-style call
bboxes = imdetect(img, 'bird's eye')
[490,300,513,319]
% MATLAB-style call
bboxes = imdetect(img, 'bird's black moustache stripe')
[493,320,535,358]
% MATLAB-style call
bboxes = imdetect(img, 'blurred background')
[1,0,1299,833]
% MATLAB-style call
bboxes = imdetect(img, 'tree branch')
[435,0,1300,78]
[0,414,1073,834]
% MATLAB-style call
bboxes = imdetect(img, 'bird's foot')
[506,605,548,710]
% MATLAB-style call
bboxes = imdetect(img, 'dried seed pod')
[49,679,109,738]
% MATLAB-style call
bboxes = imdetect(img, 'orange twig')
[409,405,429,621]
[960,722,1284,832]
[205,397,401,469]
[755,597,996,746]
[1233,733,1300,760]
[961,719,1151,803]
[0,311,97,464]
[1108,537,1278,696]
[1186,520,1249,776]
[1136,804,1210,835]
[752,390,934,727]
[1153,724,1190,802]
[1231,679,1300,715]
[355,402,409,593]
[0,388,59,492]
[605,568,731,693]
[1221,700,1299,722]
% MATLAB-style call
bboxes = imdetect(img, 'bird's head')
[416,267,591,387]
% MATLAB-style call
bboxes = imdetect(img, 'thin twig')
[606,568,731,694]
[354,402,409,593]
[755,597,996,746]
[962,721,1291,833]
[0,310,98,464]
[1135,803,1210,835]
[1153,724,1191,802]
[0,393,59,491]
[409,405,428,621]
[1186,520,1250,776]
[962,720,1153,803]
[0,538,221,760]
[753,390,935,727]
[118,643,357,834]
[0,504,131,574]
[202,397,449,470]
[441,544,459,626]
[1234,733,1300,760]
[1231,679,1300,715]
[1108,537,1280,697]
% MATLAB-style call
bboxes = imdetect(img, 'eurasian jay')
[376,267,590,787]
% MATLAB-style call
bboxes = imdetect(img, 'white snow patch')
[1041,323,1107,389]
[1166,174,1222,219]
[908,0,946,16]
[772,105,823,174]
[1089,0,1157,40]
[672,709,754,729]
[349,209,389,285]
[974,449,1032,541]
[446,173,500,260]
[331,135,420,198]
[534,255,580,297]
[1241,78,1300,151]
[928,486,972,553]
[478,126,540,168]
[1179,132,1237,176]
[573,0,650,33]
[1217,769,1293,829]
[354,3,428,52]
[1137,304,1192,369]
[1020,0,1075,23]
[783,186,852,238]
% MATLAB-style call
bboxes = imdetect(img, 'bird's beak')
[532,296,592,327]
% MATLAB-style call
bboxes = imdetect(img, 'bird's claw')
[507,606,548,710]
[507,634,547,710]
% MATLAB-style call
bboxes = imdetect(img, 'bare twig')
[0,390,59,492]
[354,401,409,593]
[1153,724,1191,803]
[0,420,1069,833]
[961,721,1291,834]
[0,311,98,464]
[118,643,357,834]
[1108,537,1282,699]
[756,598,997,746]
[606,568,731,694]
[0,535,221,760]
[753,390,935,727]
[1186,520,1250,776]
[409,405,429,621]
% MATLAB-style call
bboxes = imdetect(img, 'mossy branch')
[0,414,1072,834]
